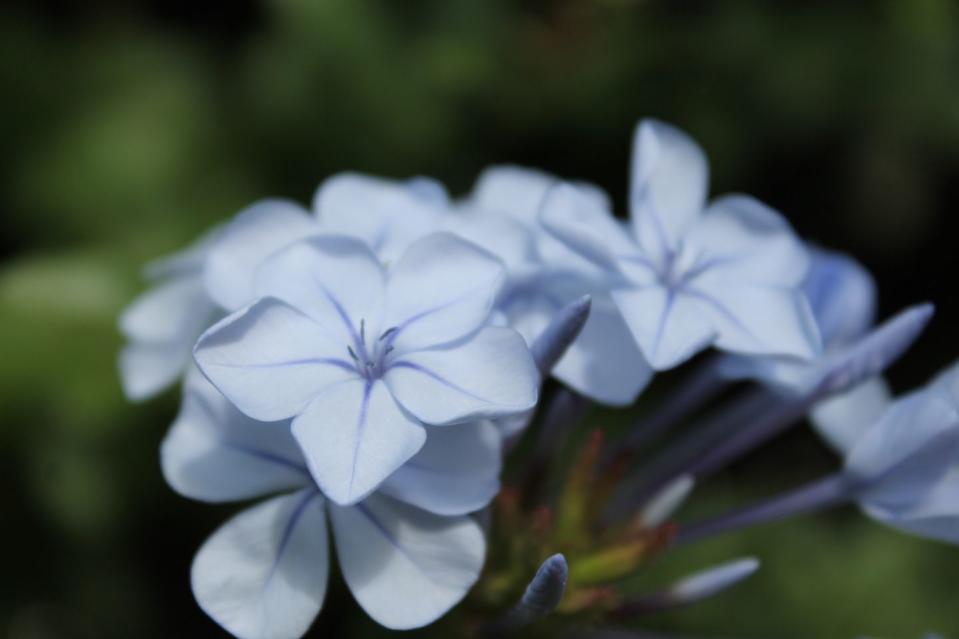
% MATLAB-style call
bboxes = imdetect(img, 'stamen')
[347,345,359,362]
[360,319,366,345]
[384,346,394,356]
[379,327,397,341]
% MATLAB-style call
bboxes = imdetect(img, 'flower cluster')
[120,118,954,637]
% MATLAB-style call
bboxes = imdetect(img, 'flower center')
[657,250,685,290]
[346,319,397,380]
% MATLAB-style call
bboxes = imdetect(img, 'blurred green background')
[2,0,958,637]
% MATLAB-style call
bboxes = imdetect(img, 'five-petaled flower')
[194,232,539,504]
[164,372,500,637]
[541,118,821,370]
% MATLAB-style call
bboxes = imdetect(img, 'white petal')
[118,276,217,401]
[684,283,820,360]
[382,233,505,352]
[194,298,358,422]
[161,372,311,503]
[443,208,537,271]
[379,420,502,515]
[869,468,959,543]
[119,275,213,343]
[847,389,959,512]
[803,246,876,348]
[292,379,426,505]
[551,294,653,405]
[313,172,442,264]
[143,225,220,280]
[539,182,652,279]
[385,326,539,424]
[686,195,810,287]
[810,378,893,454]
[119,342,194,402]
[629,119,709,258]
[471,164,611,226]
[254,236,386,346]
[612,286,717,370]
[331,494,485,630]
[191,490,328,639]
[203,199,319,311]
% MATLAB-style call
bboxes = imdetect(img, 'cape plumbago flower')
[541,119,821,370]
[194,232,539,504]
[832,361,959,543]
[163,372,498,637]
[467,165,652,405]
[118,116,959,638]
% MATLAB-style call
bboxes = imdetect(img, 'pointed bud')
[516,554,569,619]
[638,474,695,528]
[488,554,569,633]
[819,303,934,397]
[669,557,759,604]
[531,296,592,377]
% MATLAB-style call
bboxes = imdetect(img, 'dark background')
[2,0,958,637]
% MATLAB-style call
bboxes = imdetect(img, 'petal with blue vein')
[254,235,386,346]
[203,199,319,311]
[379,420,501,515]
[629,119,709,261]
[331,494,485,630]
[539,182,650,278]
[191,490,328,639]
[384,326,539,425]
[194,298,357,422]
[685,284,820,360]
[382,233,505,353]
[612,286,716,371]
[162,372,310,503]
[292,379,426,506]
[687,195,810,287]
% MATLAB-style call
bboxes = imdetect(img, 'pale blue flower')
[194,233,539,505]
[467,165,653,405]
[834,361,959,543]
[163,372,497,637]
[541,119,821,370]
[845,382,959,519]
